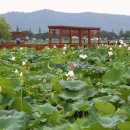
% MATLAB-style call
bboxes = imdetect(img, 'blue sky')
[0,0,130,15]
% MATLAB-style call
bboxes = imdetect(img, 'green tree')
[16,26,20,32]
[0,17,11,41]
[122,30,130,39]
[119,29,123,38]
[100,30,109,39]
[108,31,117,40]
[38,27,41,34]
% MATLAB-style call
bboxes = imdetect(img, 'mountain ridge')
[0,9,130,33]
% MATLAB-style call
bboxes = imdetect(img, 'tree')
[16,26,20,32]
[0,17,11,41]
[38,27,41,34]
[108,31,117,40]
[119,29,123,38]
[100,30,109,39]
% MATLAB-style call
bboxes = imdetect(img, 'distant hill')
[0,9,130,33]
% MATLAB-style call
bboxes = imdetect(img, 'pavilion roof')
[48,25,100,30]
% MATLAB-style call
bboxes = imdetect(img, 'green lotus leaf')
[12,97,32,115]
[0,77,20,91]
[43,124,67,130]
[0,93,14,109]
[98,88,120,95]
[97,47,108,56]
[94,101,115,115]
[98,115,127,128]
[0,110,27,130]
[92,95,121,103]
[32,83,52,92]
[83,123,112,130]
[117,121,130,130]
[59,89,85,100]
[72,100,89,111]
[66,123,80,130]
[94,66,108,73]
[123,66,130,78]
[86,88,99,99]
[32,103,55,115]
[65,110,76,117]
[0,66,14,76]
[27,75,44,81]
[58,80,87,91]
[113,62,125,70]
[32,104,60,123]
[28,117,46,129]
[102,67,122,85]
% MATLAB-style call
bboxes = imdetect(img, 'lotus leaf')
[117,121,130,130]
[102,68,122,85]
[72,100,89,111]
[92,95,121,103]
[94,101,115,115]
[59,89,85,100]
[58,80,87,91]
[0,110,27,130]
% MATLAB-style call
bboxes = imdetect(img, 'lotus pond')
[0,45,130,130]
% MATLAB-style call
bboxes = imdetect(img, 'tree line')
[101,29,130,40]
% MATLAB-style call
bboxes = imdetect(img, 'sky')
[0,0,130,16]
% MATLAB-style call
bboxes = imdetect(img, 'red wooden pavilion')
[0,25,101,50]
[48,25,101,47]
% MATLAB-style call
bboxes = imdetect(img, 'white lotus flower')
[108,51,113,56]
[79,54,87,59]
[63,51,66,55]
[63,46,67,50]
[19,72,23,77]
[22,61,26,66]
[14,69,19,73]
[20,47,23,50]
[53,45,57,49]
[128,47,130,50]
[0,86,2,93]
[67,71,74,77]
[109,47,113,51]
[11,56,16,61]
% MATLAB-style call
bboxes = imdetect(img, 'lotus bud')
[15,69,19,73]
[11,56,16,61]
[22,61,26,66]
[20,72,23,77]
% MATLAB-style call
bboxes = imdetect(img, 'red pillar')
[98,30,100,46]
[88,30,91,46]
[59,29,62,44]
[79,30,82,46]
[48,28,51,44]
[69,29,72,46]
